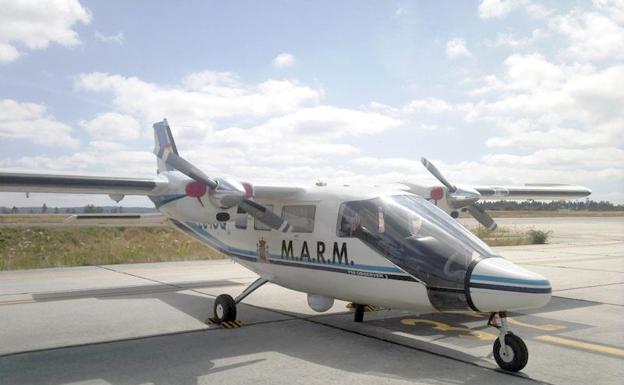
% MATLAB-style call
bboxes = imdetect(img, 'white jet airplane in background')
[0,120,591,372]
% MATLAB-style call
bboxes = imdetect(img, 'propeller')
[166,152,218,190]
[421,158,456,193]
[164,151,290,232]
[466,205,497,231]
[238,199,290,231]
[420,157,497,230]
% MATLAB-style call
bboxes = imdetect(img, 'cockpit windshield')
[338,195,496,293]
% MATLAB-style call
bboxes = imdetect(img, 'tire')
[213,294,237,323]
[493,333,529,372]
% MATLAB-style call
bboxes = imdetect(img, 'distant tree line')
[477,199,624,211]
[1,200,622,213]
[0,204,130,214]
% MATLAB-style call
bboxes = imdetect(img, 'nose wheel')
[489,312,529,372]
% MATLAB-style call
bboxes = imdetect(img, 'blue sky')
[0,0,623,207]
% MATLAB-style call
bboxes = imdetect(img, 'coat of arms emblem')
[257,238,269,263]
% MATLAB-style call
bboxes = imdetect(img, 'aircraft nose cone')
[467,258,551,312]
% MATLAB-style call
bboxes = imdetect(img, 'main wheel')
[213,294,237,323]
[493,333,528,372]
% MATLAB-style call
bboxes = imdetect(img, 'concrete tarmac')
[0,216,622,385]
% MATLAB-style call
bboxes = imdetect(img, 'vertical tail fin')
[153,119,179,173]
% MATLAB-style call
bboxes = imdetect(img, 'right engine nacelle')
[307,293,335,312]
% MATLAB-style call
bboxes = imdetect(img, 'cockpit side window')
[337,195,494,288]
[337,201,384,237]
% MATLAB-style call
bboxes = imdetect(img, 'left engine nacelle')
[154,173,242,224]
[307,293,335,312]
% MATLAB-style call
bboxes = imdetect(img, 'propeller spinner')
[421,157,497,230]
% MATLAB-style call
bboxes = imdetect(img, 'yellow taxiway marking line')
[401,318,497,341]
[508,317,566,331]
[535,335,624,358]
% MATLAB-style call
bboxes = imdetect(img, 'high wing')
[0,172,165,196]
[252,185,305,200]
[415,157,592,230]
[472,184,592,201]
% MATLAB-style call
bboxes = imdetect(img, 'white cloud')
[482,148,624,171]
[350,157,424,172]
[402,98,453,113]
[0,43,19,63]
[95,31,124,45]
[183,104,401,173]
[593,0,624,22]
[466,75,505,96]
[181,70,240,92]
[0,99,79,147]
[478,0,552,19]
[0,148,154,177]
[273,52,296,68]
[478,0,521,19]
[446,38,472,59]
[0,0,91,63]
[485,125,622,148]
[486,29,547,48]
[550,10,624,61]
[525,3,553,19]
[477,61,624,125]
[75,71,322,129]
[464,51,624,158]
[253,105,401,139]
[80,112,141,141]
[503,53,565,91]
[69,71,404,180]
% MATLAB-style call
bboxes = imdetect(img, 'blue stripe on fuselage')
[471,274,550,287]
[176,220,408,275]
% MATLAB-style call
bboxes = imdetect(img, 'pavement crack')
[519,263,624,274]
[554,281,624,292]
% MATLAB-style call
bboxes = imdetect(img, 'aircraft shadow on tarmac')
[1,311,546,385]
[5,285,603,385]
[29,279,241,303]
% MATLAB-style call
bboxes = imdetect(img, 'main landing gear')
[211,277,268,324]
[354,304,365,323]
[489,312,529,372]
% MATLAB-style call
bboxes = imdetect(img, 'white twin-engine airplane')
[0,120,591,372]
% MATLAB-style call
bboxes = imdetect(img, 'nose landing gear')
[489,312,529,372]
[211,277,269,324]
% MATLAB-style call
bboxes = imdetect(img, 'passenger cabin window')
[282,205,316,233]
[235,206,248,229]
[254,204,274,231]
